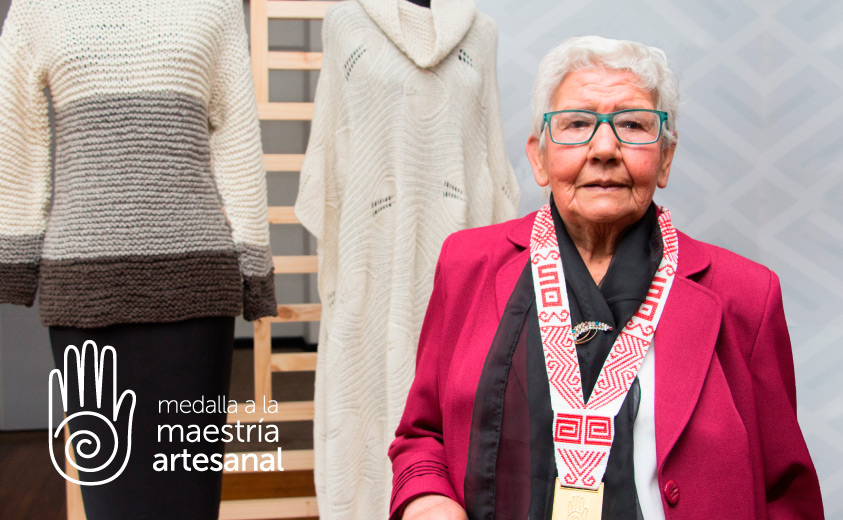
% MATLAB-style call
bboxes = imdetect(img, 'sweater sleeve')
[207,0,276,320]
[0,1,51,307]
[483,21,520,223]
[294,7,340,243]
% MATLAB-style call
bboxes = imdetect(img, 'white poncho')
[294,0,519,517]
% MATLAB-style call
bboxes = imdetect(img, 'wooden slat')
[267,0,336,19]
[254,318,273,404]
[227,401,314,423]
[271,352,317,372]
[268,206,299,224]
[268,51,323,70]
[224,449,314,474]
[264,154,305,172]
[219,496,319,519]
[273,256,318,274]
[271,303,322,323]
[220,2,327,518]
[258,102,314,120]
[250,0,269,103]
[222,470,316,501]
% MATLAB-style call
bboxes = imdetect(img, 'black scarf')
[464,201,663,519]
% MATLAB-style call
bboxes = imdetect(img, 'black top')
[464,201,663,520]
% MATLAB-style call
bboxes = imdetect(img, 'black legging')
[50,316,234,520]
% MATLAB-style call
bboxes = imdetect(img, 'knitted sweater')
[294,0,519,517]
[0,0,277,327]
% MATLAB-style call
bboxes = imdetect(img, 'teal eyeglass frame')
[543,109,669,145]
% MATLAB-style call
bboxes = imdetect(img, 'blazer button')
[664,480,680,506]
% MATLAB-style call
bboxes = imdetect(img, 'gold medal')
[551,478,604,520]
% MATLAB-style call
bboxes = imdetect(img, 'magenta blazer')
[389,212,823,519]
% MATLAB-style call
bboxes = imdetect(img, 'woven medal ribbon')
[529,203,679,490]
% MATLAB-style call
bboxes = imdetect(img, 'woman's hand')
[402,494,468,520]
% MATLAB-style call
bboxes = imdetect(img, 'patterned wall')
[478,0,843,514]
[0,0,839,513]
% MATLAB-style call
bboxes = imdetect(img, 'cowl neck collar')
[356,0,477,69]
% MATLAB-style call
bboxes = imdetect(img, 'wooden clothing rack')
[65,1,335,518]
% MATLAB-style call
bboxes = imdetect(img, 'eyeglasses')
[543,109,668,145]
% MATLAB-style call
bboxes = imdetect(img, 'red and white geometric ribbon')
[530,203,679,490]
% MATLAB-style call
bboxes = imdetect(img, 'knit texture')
[294,1,519,517]
[0,0,277,327]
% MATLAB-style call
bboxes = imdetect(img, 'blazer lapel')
[654,232,722,472]
[495,213,534,318]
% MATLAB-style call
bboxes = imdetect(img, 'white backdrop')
[478,0,843,514]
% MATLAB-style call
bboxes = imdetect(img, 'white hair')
[531,36,679,149]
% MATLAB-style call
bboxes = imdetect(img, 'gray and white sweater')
[0,0,277,327]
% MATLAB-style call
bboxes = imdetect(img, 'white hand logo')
[49,340,136,486]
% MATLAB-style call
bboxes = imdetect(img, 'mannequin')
[0,0,276,517]
[295,0,519,517]
[405,0,430,7]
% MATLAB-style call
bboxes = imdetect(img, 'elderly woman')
[388,36,823,520]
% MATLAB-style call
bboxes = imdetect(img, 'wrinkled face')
[527,69,675,232]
